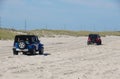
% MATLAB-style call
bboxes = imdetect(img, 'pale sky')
[0,0,120,31]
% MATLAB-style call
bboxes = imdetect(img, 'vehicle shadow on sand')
[42,53,51,56]
[26,53,51,56]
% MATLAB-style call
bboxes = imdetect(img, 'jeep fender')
[38,44,44,50]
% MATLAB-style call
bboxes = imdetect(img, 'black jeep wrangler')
[87,34,102,45]
[13,35,44,55]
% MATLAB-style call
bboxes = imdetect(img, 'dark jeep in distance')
[13,35,44,55]
[87,34,102,45]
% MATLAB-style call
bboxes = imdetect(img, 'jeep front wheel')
[30,49,36,55]
[39,48,44,55]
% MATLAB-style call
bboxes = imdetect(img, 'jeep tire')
[87,42,91,45]
[30,49,36,55]
[18,41,26,49]
[97,42,101,45]
[13,51,18,55]
[39,48,44,55]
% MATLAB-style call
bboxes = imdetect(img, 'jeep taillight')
[96,38,100,41]
[88,38,91,41]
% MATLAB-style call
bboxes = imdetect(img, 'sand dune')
[0,36,120,79]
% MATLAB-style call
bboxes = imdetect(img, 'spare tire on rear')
[18,41,26,49]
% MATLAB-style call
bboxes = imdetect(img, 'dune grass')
[0,28,27,40]
[0,28,120,40]
[29,29,120,37]
[0,29,16,40]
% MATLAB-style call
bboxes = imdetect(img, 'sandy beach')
[0,36,120,79]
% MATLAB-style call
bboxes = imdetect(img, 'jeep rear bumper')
[16,49,28,52]
[13,48,29,52]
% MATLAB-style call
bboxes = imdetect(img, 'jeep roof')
[88,34,100,39]
[14,35,39,43]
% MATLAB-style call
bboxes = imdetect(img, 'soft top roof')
[88,34,99,36]
[15,35,37,37]
[14,35,38,42]
[88,34,100,38]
